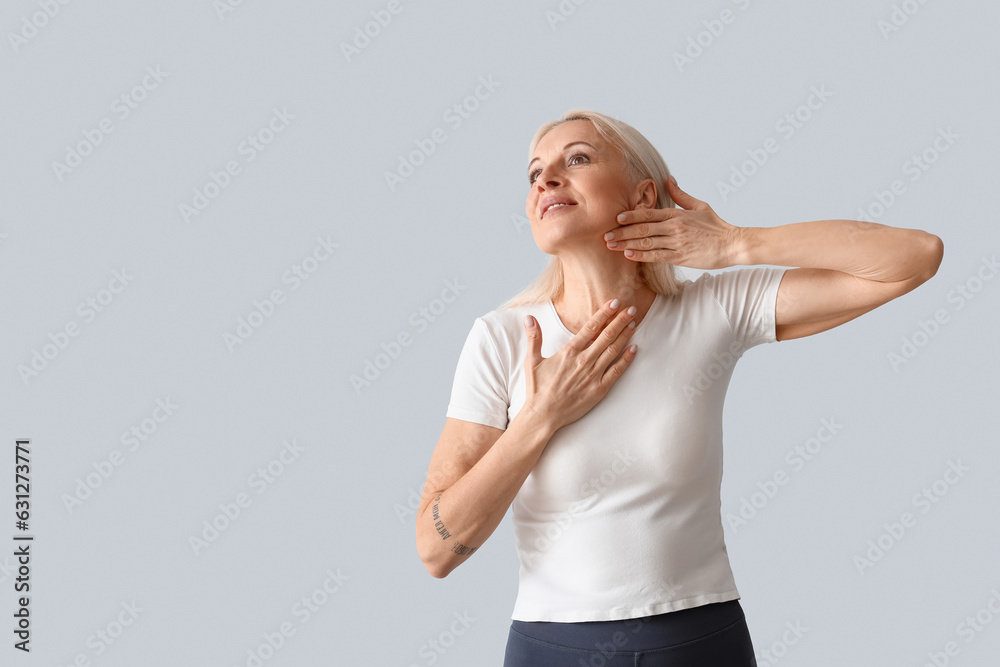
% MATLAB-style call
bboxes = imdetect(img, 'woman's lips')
[542,203,576,218]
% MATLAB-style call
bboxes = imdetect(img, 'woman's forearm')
[417,407,556,579]
[733,219,943,283]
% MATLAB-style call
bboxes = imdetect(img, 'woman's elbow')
[416,527,453,579]
[918,232,944,282]
[420,551,454,579]
[424,560,450,579]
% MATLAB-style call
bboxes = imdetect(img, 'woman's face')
[525,120,648,255]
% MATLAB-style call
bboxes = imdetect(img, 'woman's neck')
[552,279,657,335]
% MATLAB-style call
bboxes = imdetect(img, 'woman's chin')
[535,231,613,255]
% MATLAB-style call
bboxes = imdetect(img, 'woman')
[415,109,943,665]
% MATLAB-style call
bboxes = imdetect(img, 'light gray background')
[2,1,998,665]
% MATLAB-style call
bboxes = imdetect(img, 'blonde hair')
[499,109,687,310]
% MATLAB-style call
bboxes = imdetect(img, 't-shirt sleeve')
[704,266,787,353]
[445,317,510,430]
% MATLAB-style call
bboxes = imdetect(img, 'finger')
[609,222,680,254]
[594,313,638,371]
[667,178,709,211]
[600,341,637,386]
[523,315,542,367]
[606,219,666,244]
[622,248,681,263]
[608,225,667,250]
[615,208,681,226]
[566,298,621,351]
[581,306,635,365]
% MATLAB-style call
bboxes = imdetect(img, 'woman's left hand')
[605,177,743,270]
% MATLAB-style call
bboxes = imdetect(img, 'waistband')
[509,599,745,652]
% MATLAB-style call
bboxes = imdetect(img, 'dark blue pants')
[503,600,757,666]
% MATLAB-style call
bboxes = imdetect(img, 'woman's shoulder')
[672,267,778,296]
[684,266,788,301]
[476,301,547,338]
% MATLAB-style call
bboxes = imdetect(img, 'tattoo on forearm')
[432,493,451,539]
[431,492,479,557]
[450,542,478,556]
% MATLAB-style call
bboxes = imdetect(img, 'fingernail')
[610,298,620,309]
[524,315,534,328]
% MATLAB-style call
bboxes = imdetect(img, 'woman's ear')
[632,178,658,209]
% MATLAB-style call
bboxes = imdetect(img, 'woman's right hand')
[521,299,638,432]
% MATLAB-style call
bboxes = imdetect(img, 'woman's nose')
[535,167,562,189]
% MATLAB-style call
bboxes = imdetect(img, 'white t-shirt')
[445,266,787,622]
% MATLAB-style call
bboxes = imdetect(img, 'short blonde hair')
[500,109,686,310]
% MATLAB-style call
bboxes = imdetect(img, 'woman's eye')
[528,153,589,184]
